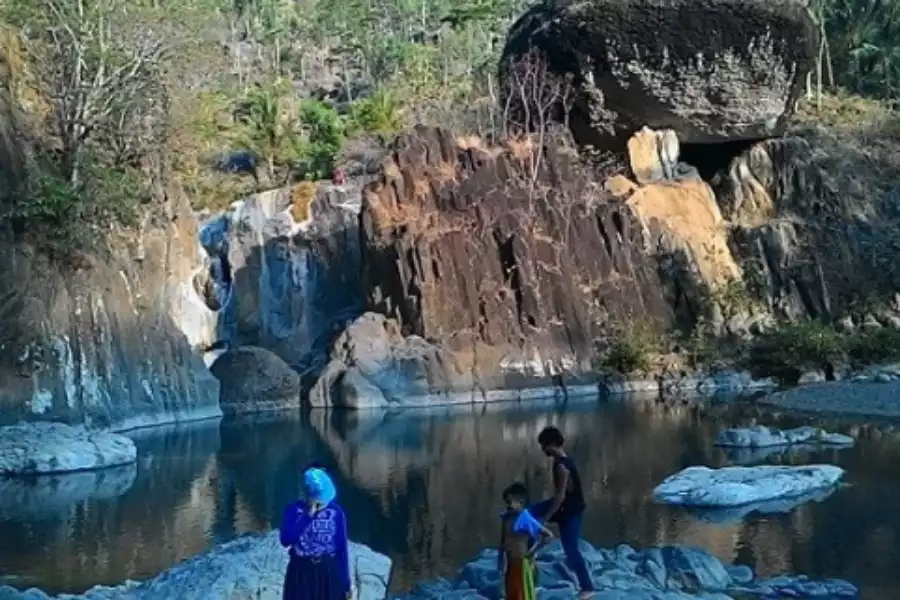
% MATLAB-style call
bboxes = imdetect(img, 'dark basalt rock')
[501,0,818,149]
[357,126,675,387]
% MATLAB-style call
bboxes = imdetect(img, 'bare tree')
[501,47,575,183]
[26,0,165,184]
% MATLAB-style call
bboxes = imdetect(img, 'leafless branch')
[27,0,166,183]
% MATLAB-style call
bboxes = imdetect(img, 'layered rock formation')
[717,133,900,324]
[0,199,221,430]
[501,0,818,149]
[307,126,679,406]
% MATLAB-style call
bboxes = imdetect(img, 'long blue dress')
[279,500,351,600]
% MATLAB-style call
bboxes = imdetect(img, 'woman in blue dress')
[279,467,352,600]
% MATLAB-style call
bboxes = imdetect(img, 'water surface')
[2,397,900,598]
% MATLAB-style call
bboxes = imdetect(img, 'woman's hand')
[307,500,323,515]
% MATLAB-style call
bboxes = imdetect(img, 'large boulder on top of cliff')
[501,0,818,148]
[210,346,301,414]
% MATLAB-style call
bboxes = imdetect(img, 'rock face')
[209,346,301,414]
[0,422,137,474]
[358,127,675,394]
[0,197,221,430]
[501,0,818,148]
[200,181,365,377]
[621,173,742,330]
[401,539,857,600]
[719,134,900,322]
[653,464,845,508]
[0,532,392,600]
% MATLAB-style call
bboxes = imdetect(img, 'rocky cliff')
[0,196,221,429]
[717,127,900,325]
[199,181,365,379]
[309,127,679,407]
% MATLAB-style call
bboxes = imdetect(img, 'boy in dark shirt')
[532,426,594,599]
[498,482,553,600]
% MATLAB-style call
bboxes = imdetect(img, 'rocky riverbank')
[761,380,900,419]
[400,540,857,600]
[0,533,391,600]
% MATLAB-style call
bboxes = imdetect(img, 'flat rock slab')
[0,532,391,600]
[0,423,137,475]
[399,540,857,599]
[715,425,855,448]
[761,381,900,418]
[653,464,845,508]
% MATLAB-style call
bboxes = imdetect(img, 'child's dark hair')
[503,482,530,504]
[537,426,564,447]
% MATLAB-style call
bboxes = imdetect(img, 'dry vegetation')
[289,181,317,223]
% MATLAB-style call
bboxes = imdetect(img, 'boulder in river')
[716,425,855,448]
[500,0,818,148]
[309,312,472,409]
[400,539,857,599]
[653,464,845,508]
[210,346,302,415]
[0,532,391,600]
[0,422,137,475]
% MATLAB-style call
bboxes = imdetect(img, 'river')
[1,396,899,598]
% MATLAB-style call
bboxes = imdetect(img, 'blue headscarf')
[303,467,337,505]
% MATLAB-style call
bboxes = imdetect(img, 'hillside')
[0,0,899,413]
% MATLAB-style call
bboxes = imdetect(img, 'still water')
[2,397,900,598]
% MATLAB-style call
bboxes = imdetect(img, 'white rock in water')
[0,422,137,475]
[0,532,391,600]
[715,425,855,448]
[653,464,845,507]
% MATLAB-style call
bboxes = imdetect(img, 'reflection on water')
[1,398,900,598]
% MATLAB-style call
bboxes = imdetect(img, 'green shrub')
[739,320,845,385]
[297,99,345,180]
[845,328,900,368]
[347,90,404,138]
[10,158,144,253]
[679,319,718,369]
[595,322,659,376]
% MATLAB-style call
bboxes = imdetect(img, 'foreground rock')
[761,381,900,418]
[0,532,391,600]
[501,0,817,148]
[210,346,301,415]
[716,425,854,448]
[400,539,856,599]
[653,464,845,507]
[0,422,137,475]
